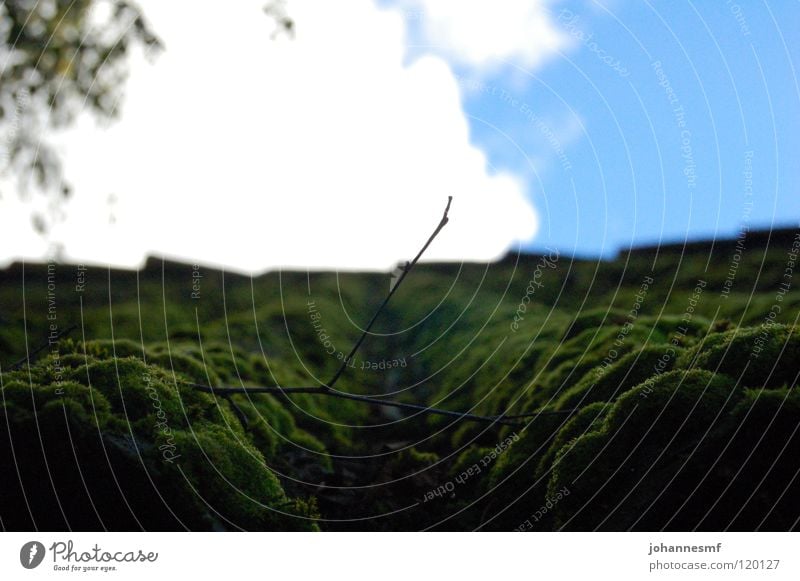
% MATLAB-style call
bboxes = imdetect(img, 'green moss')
[204,344,255,382]
[147,346,222,386]
[547,370,741,529]
[0,352,319,530]
[231,394,331,472]
[287,429,332,471]
[169,424,315,530]
[679,324,799,389]
[68,357,180,423]
[249,354,306,386]
[700,388,800,530]
[562,309,632,341]
[1,378,111,426]
[2,241,799,531]
[555,345,681,410]
[536,402,610,478]
[398,447,439,467]
[82,338,146,359]
[490,413,564,489]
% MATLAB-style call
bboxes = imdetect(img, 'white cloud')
[0,0,539,272]
[397,0,571,72]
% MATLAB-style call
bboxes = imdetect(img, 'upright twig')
[5,323,77,372]
[188,382,521,426]
[222,394,250,428]
[326,195,452,389]
[182,196,575,427]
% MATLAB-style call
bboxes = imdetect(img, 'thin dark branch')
[500,410,578,418]
[180,197,576,428]
[222,394,250,429]
[5,323,77,372]
[185,382,521,426]
[326,196,453,389]
[189,384,323,396]
[184,381,578,426]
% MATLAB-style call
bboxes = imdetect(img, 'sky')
[0,0,798,271]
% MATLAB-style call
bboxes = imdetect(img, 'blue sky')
[399,0,800,258]
[1,0,797,271]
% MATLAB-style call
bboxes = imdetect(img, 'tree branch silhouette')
[183,197,577,428]
[1,199,577,429]
[5,324,77,372]
[326,195,452,389]
[188,382,529,426]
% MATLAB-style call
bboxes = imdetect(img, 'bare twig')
[326,196,452,389]
[222,394,250,428]
[5,323,77,372]
[182,196,577,428]
[500,410,578,418]
[186,382,521,426]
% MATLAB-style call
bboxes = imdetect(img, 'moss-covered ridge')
[1,229,799,530]
[0,342,321,530]
[482,324,799,531]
